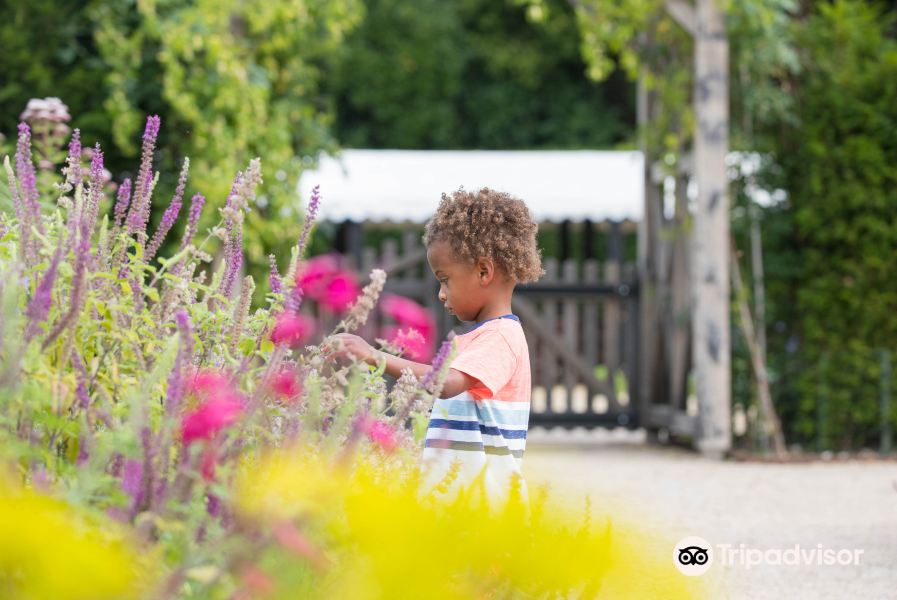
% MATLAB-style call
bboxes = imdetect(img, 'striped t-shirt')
[418,315,531,512]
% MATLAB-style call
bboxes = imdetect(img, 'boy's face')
[426,240,488,323]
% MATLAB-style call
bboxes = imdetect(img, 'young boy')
[332,187,544,511]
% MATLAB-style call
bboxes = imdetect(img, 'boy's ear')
[477,257,495,286]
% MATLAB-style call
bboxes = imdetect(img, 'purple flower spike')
[268,254,282,294]
[181,193,206,250]
[421,333,456,393]
[296,184,321,258]
[113,178,132,231]
[84,143,104,239]
[126,115,161,239]
[64,129,82,191]
[146,158,189,262]
[25,243,63,341]
[165,310,194,420]
[15,123,44,244]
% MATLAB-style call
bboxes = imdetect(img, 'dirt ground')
[522,427,897,599]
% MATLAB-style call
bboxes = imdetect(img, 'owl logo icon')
[674,536,713,576]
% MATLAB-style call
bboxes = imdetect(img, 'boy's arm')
[328,333,475,398]
[370,351,476,398]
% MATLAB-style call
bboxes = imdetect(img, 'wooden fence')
[332,219,642,430]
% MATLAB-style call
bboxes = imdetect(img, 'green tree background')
[1,0,896,451]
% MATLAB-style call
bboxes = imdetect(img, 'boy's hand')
[325,333,378,365]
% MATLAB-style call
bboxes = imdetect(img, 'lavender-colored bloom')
[268,254,282,294]
[83,143,104,244]
[122,458,144,515]
[41,228,90,350]
[146,158,189,262]
[125,115,161,238]
[296,184,320,258]
[165,310,194,420]
[284,280,304,314]
[179,193,205,251]
[15,123,42,234]
[421,332,456,393]
[221,224,243,298]
[71,353,91,409]
[25,243,63,341]
[113,178,132,231]
[63,128,82,192]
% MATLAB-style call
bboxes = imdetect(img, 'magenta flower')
[384,326,429,361]
[270,312,315,346]
[181,395,244,446]
[295,254,340,299]
[380,294,436,356]
[359,416,399,452]
[271,366,302,400]
[188,369,231,398]
[320,271,361,312]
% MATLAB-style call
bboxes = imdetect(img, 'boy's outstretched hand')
[325,333,378,366]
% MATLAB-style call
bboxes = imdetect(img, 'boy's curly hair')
[423,187,545,283]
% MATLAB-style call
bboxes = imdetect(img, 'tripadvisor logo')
[674,536,713,576]
[674,536,865,575]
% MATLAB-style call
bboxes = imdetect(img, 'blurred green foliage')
[771,0,897,450]
[326,0,633,149]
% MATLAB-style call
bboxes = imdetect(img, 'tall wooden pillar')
[693,0,731,457]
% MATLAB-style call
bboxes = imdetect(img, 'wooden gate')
[335,219,641,430]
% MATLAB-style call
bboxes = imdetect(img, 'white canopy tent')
[297,149,644,222]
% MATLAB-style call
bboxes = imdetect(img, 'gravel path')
[522,427,897,599]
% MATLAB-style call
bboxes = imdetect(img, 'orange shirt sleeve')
[449,329,517,399]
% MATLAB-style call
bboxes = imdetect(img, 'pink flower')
[200,445,219,481]
[188,369,231,397]
[295,254,339,299]
[320,271,360,312]
[181,395,244,445]
[380,294,436,359]
[384,326,429,361]
[271,367,302,400]
[271,312,315,346]
[359,416,399,452]
[295,254,360,313]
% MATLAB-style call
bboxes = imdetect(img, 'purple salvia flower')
[268,254,282,294]
[15,123,43,236]
[296,184,320,259]
[77,434,90,466]
[24,242,63,341]
[165,310,194,420]
[137,425,155,515]
[421,333,456,393]
[71,353,91,409]
[64,129,82,191]
[146,157,189,262]
[113,178,132,231]
[181,193,206,250]
[122,458,144,517]
[84,144,104,246]
[41,227,90,350]
[283,280,304,314]
[125,115,161,238]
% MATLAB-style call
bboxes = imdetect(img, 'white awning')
[297,149,644,222]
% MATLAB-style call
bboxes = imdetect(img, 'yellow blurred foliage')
[0,478,145,600]
[235,446,709,599]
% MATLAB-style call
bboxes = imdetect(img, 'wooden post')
[693,0,731,457]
